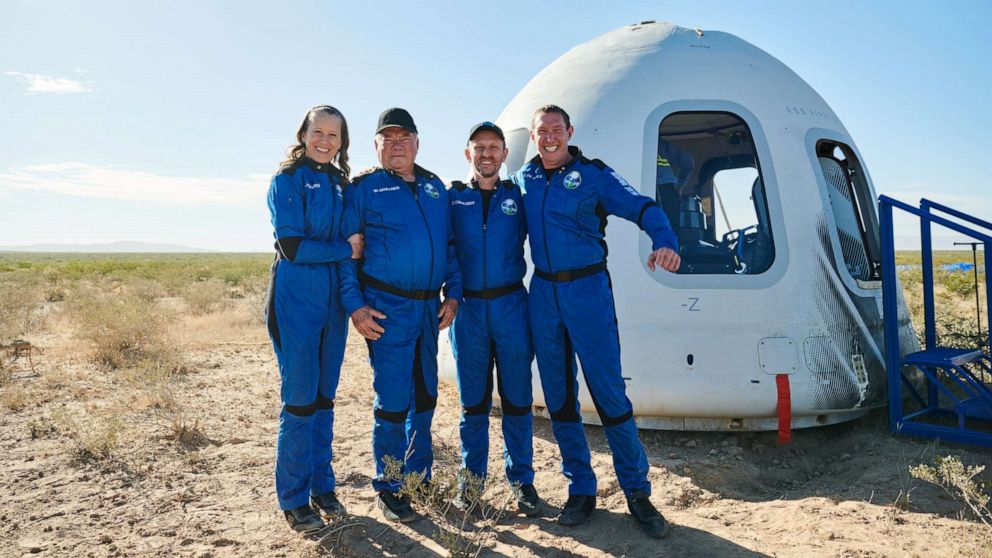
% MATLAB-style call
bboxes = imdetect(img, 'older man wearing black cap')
[339,108,462,522]
[448,122,540,517]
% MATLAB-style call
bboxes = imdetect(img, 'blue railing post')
[986,242,991,354]
[919,199,940,411]
[920,200,937,350]
[879,199,902,432]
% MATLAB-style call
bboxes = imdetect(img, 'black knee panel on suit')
[375,407,408,423]
[285,400,317,417]
[316,393,335,410]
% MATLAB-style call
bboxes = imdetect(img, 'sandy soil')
[1,304,991,558]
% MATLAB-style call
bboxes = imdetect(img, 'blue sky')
[1,1,990,251]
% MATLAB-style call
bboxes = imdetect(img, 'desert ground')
[0,253,990,557]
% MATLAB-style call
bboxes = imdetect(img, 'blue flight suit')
[656,139,694,190]
[265,157,353,511]
[339,165,462,493]
[448,179,533,488]
[511,147,677,498]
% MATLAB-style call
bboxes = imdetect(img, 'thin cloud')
[882,185,992,216]
[881,184,992,247]
[5,71,95,94]
[0,162,269,206]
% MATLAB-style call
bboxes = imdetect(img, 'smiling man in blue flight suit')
[511,105,681,539]
[339,107,462,523]
[449,122,540,517]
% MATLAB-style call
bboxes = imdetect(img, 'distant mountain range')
[0,237,973,253]
[0,241,212,253]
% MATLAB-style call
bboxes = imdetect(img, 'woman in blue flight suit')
[266,105,363,534]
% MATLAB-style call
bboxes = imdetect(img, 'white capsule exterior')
[439,22,918,431]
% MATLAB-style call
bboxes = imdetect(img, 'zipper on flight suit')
[409,178,436,291]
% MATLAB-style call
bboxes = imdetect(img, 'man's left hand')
[438,298,459,330]
[647,247,681,273]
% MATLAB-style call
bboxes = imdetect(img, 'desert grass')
[0,253,264,463]
[897,250,988,350]
[0,279,46,344]
[911,455,991,529]
[65,282,182,371]
[51,407,125,462]
[383,440,512,558]
[1,250,989,555]
[1,383,29,411]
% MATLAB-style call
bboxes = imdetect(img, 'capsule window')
[814,141,881,281]
[654,112,774,275]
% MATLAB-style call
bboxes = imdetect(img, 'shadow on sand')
[530,407,992,519]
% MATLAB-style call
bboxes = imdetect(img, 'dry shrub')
[52,408,124,461]
[119,360,206,446]
[383,441,510,558]
[127,278,167,302]
[1,384,29,411]
[166,409,205,447]
[41,267,68,302]
[911,455,991,529]
[182,278,230,315]
[239,273,270,326]
[0,282,46,343]
[28,417,57,439]
[68,289,178,370]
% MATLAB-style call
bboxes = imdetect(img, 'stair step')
[904,348,986,367]
[958,398,992,421]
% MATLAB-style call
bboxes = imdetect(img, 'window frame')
[641,101,788,290]
[805,129,883,294]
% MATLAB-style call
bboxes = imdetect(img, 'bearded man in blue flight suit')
[449,122,540,517]
[339,108,461,523]
[511,105,681,539]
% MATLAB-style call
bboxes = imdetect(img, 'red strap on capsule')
[776,374,792,445]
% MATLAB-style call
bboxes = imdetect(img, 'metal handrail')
[879,195,992,243]
[921,198,992,234]
[878,195,991,364]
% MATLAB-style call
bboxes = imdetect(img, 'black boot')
[310,491,346,520]
[512,484,542,517]
[284,504,325,534]
[376,490,416,523]
[557,494,595,526]
[627,490,672,539]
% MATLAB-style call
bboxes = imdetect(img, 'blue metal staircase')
[879,196,992,447]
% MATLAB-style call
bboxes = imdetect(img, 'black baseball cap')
[467,121,505,143]
[376,107,418,134]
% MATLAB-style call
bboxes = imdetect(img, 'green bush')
[942,269,979,299]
